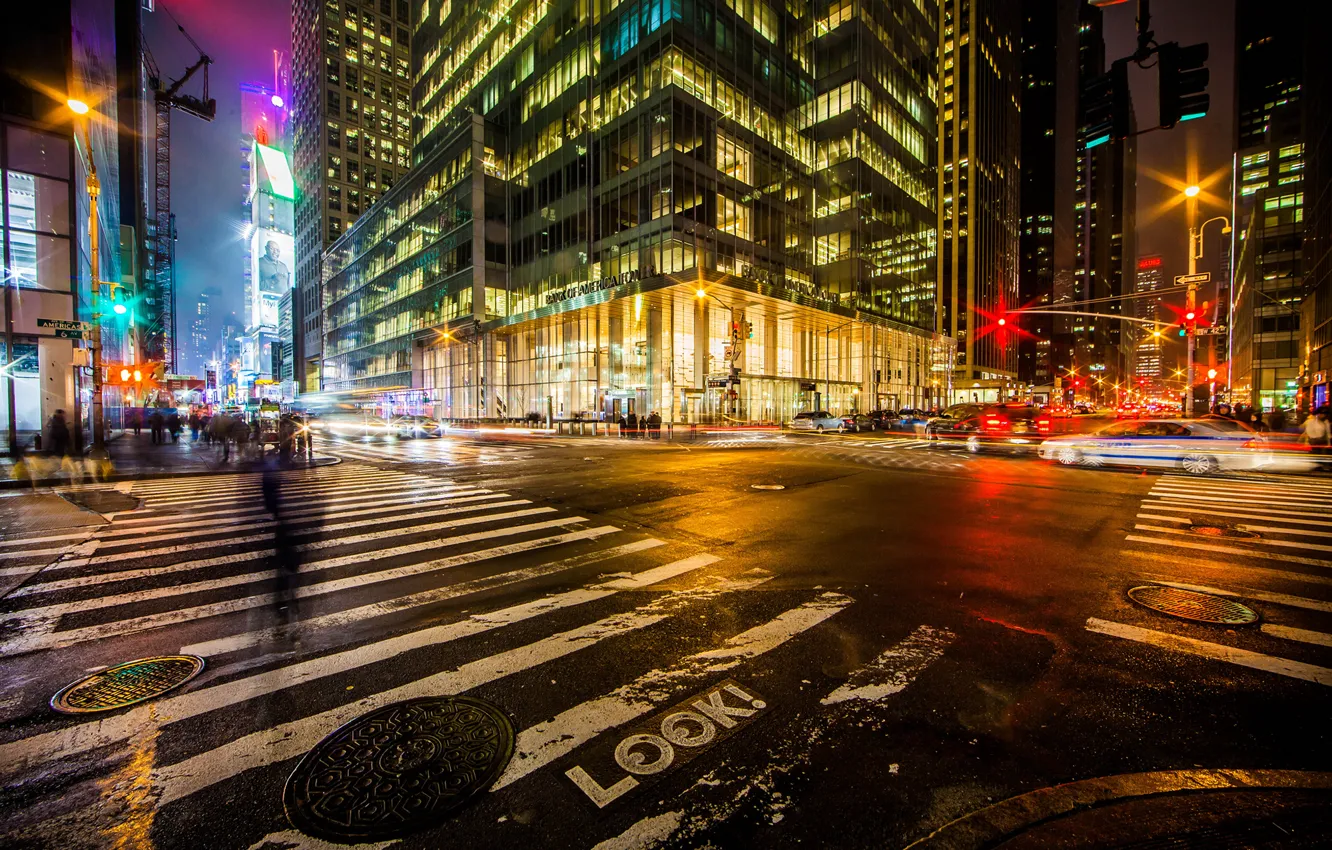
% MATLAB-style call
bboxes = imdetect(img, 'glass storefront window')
[5,127,70,180]
[7,231,71,291]
[7,171,71,235]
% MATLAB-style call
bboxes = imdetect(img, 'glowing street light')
[66,98,90,115]
[1183,184,1201,198]
[997,318,1006,326]
[695,288,707,299]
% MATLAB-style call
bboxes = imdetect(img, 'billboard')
[250,226,294,329]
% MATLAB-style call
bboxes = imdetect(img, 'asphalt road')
[1,431,1329,849]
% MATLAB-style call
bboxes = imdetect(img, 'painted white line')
[1137,514,1190,523]
[1133,523,1332,554]
[180,539,668,656]
[1149,580,1332,614]
[127,469,392,496]
[91,491,508,544]
[1085,617,1332,686]
[0,543,698,781]
[149,565,729,806]
[1125,534,1332,568]
[36,505,557,575]
[1147,488,1331,510]
[590,812,684,850]
[140,476,419,509]
[1143,498,1332,520]
[1160,474,1332,493]
[1137,503,1332,527]
[1262,624,1332,647]
[821,625,955,705]
[1155,478,1332,494]
[55,495,526,567]
[492,588,843,791]
[0,524,616,657]
[0,529,99,548]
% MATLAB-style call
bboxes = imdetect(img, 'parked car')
[790,411,846,432]
[867,410,898,430]
[1037,418,1285,474]
[926,404,1052,453]
[840,414,874,433]
[892,408,933,433]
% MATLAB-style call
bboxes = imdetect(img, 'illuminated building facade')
[1231,0,1303,413]
[1131,255,1163,384]
[291,0,415,393]
[937,0,1022,403]
[321,0,953,422]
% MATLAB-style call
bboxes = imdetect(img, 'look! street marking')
[565,680,768,808]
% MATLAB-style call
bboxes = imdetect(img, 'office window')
[327,154,342,179]
[327,121,341,147]
[325,58,340,86]
[347,128,360,154]
[328,90,341,116]
[345,66,358,92]
[329,184,342,211]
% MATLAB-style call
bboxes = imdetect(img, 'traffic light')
[1158,42,1210,128]
[1082,59,1131,149]
[744,320,754,339]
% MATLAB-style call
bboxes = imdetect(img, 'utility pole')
[85,132,107,458]
[1185,226,1198,417]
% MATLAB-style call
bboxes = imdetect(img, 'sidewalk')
[1,430,338,490]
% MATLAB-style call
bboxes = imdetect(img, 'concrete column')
[647,307,662,415]
[38,338,74,437]
[694,299,707,389]
[765,316,778,376]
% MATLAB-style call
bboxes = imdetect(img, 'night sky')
[152,0,1236,373]
[143,0,292,337]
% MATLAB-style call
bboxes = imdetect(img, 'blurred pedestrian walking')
[149,409,165,445]
[188,411,201,442]
[262,459,301,629]
[166,410,182,443]
[46,409,70,458]
[1301,407,1330,465]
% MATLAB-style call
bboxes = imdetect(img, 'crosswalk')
[0,463,951,848]
[1089,472,1332,688]
[324,435,551,467]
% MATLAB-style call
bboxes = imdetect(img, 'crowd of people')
[616,410,664,439]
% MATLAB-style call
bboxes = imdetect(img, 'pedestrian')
[211,410,233,461]
[230,414,251,463]
[301,414,315,462]
[626,411,638,438]
[188,410,201,442]
[1301,407,1330,462]
[149,409,165,445]
[278,413,295,466]
[130,409,141,437]
[262,458,301,629]
[166,410,182,443]
[648,410,662,439]
[46,409,70,457]
[200,411,212,444]
[618,412,627,438]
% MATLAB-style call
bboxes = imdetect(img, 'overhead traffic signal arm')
[1158,41,1210,128]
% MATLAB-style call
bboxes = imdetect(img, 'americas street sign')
[54,329,85,340]
[1174,272,1211,285]
[37,318,91,332]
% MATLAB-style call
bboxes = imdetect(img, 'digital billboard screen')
[250,227,294,329]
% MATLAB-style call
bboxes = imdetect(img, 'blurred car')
[1115,406,1142,419]
[395,415,443,438]
[1037,418,1279,474]
[790,411,845,432]
[891,408,933,432]
[840,414,874,433]
[321,411,394,439]
[926,404,1052,452]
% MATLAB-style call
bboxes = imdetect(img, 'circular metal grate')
[284,696,515,841]
[1127,585,1259,625]
[1188,524,1260,539]
[51,655,205,714]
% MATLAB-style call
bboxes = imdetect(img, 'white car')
[790,411,845,432]
[1037,418,1279,474]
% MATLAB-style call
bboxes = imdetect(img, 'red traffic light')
[997,318,1007,326]
[1185,311,1196,321]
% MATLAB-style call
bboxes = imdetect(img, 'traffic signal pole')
[85,137,108,459]
[1185,226,1198,418]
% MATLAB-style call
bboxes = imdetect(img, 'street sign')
[706,377,729,389]
[54,329,85,340]
[1174,272,1211,285]
[37,318,90,332]
[1195,326,1227,336]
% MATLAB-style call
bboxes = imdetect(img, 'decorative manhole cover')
[751,484,786,490]
[284,696,515,841]
[1127,585,1259,625]
[50,655,205,714]
[1189,524,1259,539]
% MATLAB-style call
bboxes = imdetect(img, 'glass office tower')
[322,0,952,423]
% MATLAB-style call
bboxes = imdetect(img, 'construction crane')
[142,20,216,372]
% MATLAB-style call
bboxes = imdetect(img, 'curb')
[903,768,1332,849]
[2,456,341,491]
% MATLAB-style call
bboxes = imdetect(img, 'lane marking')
[495,578,838,792]
[1125,534,1332,568]
[1137,503,1332,527]
[1262,624,1332,647]
[1086,617,1332,686]
[1147,488,1332,510]
[1149,580,1332,614]
[0,546,703,780]
[179,539,669,656]
[149,563,731,806]
[821,625,955,705]
[1133,523,1332,554]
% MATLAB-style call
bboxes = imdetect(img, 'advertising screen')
[250,226,294,329]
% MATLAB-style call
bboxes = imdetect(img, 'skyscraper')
[1017,0,1080,390]
[1229,0,1304,412]
[1132,255,1164,385]
[938,0,1023,403]
[320,0,953,422]
[290,0,415,393]
[189,285,221,377]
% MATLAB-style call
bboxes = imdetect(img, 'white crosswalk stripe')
[1093,473,1332,687]
[0,461,954,848]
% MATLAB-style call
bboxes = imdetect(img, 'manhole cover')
[751,484,786,490]
[50,655,205,714]
[284,696,515,841]
[1127,585,1259,625]
[1188,524,1259,539]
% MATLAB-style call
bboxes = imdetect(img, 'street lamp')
[1183,184,1201,198]
[1181,208,1232,417]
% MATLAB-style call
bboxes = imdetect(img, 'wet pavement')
[0,432,1329,848]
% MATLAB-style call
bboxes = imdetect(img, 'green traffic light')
[1178,328,1186,337]
[113,303,127,315]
